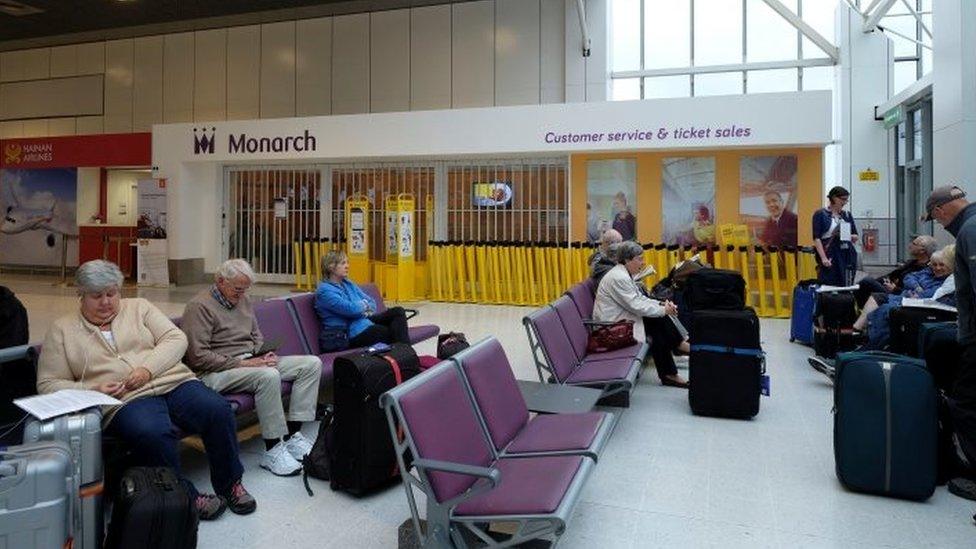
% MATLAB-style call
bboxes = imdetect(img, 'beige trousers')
[199,355,322,440]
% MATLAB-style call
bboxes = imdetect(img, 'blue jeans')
[106,380,244,498]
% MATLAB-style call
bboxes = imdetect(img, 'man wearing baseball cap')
[924,185,976,500]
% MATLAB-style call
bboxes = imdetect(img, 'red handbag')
[586,319,637,354]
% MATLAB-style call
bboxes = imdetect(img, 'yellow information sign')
[859,169,880,182]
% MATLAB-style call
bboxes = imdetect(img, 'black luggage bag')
[105,467,198,549]
[330,343,420,495]
[919,321,960,392]
[688,308,764,419]
[814,291,859,358]
[682,269,746,312]
[888,307,958,358]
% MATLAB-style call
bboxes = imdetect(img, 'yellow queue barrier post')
[292,240,304,290]
[799,246,818,281]
[768,248,787,318]
[737,246,751,309]
[427,241,440,301]
[784,248,799,308]
[445,241,459,302]
[514,244,529,305]
[754,247,770,317]
[653,244,668,283]
[345,196,371,285]
[463,242,477,302]
[302,240,313,291]
[489,242,503,304]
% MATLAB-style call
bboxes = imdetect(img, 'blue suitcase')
[834,351,937,500]
[789,280,817,345]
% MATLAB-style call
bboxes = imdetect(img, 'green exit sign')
[883,105,904,129]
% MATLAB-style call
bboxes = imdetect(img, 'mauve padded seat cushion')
[454,455,583,516]
[408,325,440,344]
[582,343,643,363]
[504,412,603,454]
[565,358,634,384]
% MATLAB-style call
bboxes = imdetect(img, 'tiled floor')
[5,275,976,548]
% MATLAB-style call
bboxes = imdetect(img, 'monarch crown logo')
[193,127,216,154]
[4,143,21,164]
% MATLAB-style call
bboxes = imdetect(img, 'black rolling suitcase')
[683,269,746,312]
[330,343,420,495]
[105,467,198,549]
[688,308,764,419]
[888,307,958,358]
[919,321,960,392]
[814,290,858,358]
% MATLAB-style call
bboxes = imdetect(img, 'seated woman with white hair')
[36,260,255,521]
[593,241,690,388]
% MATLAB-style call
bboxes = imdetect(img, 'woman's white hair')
[932,244,956,271]
[75,260,124,294]
[216,258,256,283]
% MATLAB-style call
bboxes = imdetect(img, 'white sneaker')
[285,431,314,461]
[260,441,302,476]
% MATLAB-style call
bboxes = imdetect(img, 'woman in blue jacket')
[314,250,409,351]
[812,186,859,286]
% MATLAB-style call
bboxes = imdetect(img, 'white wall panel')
[75,116,103,135]
[50,45,78,78]
[0,52,21,82]
[260,22,296,119]
[540,0,565,103]
[47,117,76,136]
[77,168,100,224]
[163,33,194,123]
[226,26,261,121]
[410,5,452,110]
[370,9,410,113]
[0,121,23,138]
[0,75,103,120]
[332,14,370,114]
[296,17,332,116]
[194,29,227,122]
[452,0,495,108]
[495,0,540,106]
[21,119,47,137]
[564,0,586,102]
[19,49,51,81]
[76,42,105,75]
[104,39,134,133]
[132,36,164,132]
[584,0,608,102]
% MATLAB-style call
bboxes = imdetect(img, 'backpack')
[436,332,470,359]
[302,405,335,496]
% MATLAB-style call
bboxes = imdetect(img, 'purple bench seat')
[523,296,644,406]
[381,363,594,547]
[452,337,615,461]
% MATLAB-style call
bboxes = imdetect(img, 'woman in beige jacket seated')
[593,241,690,388]
[37,260,256,521]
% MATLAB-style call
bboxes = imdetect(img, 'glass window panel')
[894,61,917,92]
[747,68,798,93]
[912,108,923,160]
[694,0,743,66]
[611,0,641,71]
[611,78,641,101]
[694,72,743,96]
[800,0,837,59]
[885,14,920,57]
[824,143,839,187]
[897,122,906,167]
[644,75,690,98]
[746,0,798,62]
[921,46,932,76]
[801,65,834,91]
[644,0,691,69]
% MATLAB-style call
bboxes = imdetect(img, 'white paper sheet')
[14,390,122,421]
[815,284,860,293]
[840,221,852,242]
[901,298,958,313]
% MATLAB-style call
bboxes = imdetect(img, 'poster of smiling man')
[586,159,637,242]
[739,156,798,248]
[662,157,716,247]
[0,168,78,266]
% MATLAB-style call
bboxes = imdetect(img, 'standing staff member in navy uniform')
[813,186,859,286]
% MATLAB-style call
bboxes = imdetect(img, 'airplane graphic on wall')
[1,183,73,246]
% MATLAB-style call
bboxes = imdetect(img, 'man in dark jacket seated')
[589,229,622,285]
[853,234,936,307]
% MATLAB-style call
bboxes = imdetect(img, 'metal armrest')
[403,308,419,320]
[413,458,500,485]
[0,345,34,364]
[581,319,617,326]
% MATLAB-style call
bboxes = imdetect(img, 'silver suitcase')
[0,441,74,549]
[24,409,103,549]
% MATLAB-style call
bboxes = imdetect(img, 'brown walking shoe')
[195,493,227,521]
[225,480,257,515]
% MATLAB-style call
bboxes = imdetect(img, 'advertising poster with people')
[739,155,798,248]
[0,168,78,266]
[661,157,716,247]
[136,179,169,287]
[586,159,637,242]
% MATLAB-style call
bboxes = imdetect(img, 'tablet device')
[255,339,282,356]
